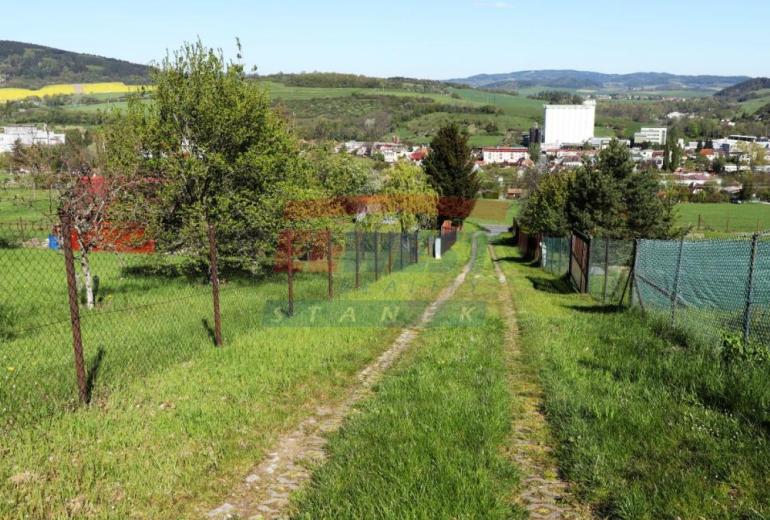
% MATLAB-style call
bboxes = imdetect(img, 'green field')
[495,237,770,518]
[676,202,770,234]
[466,199,519,227]
[0,228,471,518]
[0,172,55,228]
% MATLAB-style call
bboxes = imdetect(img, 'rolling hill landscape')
[0,40,152,88]
[3,14,770,519]
[450,69,751,92]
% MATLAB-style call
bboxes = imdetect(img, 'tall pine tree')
[422,123,479,224]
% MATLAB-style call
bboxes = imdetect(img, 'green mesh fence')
[588,238,635,304]
[541,236,570,277]
[633,233,770,348]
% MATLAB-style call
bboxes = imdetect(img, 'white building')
[482,147,529,164]
[0,125,66,153]
[633,127,668,146]
[543,100,596,146]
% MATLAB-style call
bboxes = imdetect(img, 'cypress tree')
[422,123,479,223]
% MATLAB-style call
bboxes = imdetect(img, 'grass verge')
[493,237,770,519]
[0,235,471,519]
[292,236,527,519]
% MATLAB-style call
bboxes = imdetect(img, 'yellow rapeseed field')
[0,82,146,102]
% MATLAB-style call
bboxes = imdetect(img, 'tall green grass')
[0,234,472,519]
[293,236,527,518]
[494,237,770,519]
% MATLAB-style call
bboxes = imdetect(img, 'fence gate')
[569,231,591,293]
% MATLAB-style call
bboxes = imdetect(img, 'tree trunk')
[79,250,95,310]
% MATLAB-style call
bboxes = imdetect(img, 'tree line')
[8,40,481,309]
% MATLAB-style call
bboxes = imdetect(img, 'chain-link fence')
[0,221,458,433]
[633,233,770,348]
[588,237,635,304]
[515,223,770,349]
[541,236,570,277]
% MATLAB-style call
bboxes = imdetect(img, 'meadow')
[494,237,770,519]
[0,173,55,232]
[466,199,519,227]
[0,226,470,518]
[676,202,770,234]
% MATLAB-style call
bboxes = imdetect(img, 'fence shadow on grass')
[85,348,105,403]
[526,275,573,295]
[564,304,626,315]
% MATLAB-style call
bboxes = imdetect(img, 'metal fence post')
[671,237,685,327]
[602,238,610,303]
[743,233,759,346]
[327,228,333,300]
[374,231,379,282]
[387,232,394,274]
[585,234,592,294]
[208,222,223,347]
[400,232,405,270]
[355,230,361,290]
[60,211,88,404]
[287,231,294,316]
[414,230,419,263]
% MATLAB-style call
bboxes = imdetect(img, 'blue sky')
[2,0,769,79]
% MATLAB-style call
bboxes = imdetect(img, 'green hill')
[0,41,152,88]
[715,77,770,99]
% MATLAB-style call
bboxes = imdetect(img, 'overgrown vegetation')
[495,238,770,519]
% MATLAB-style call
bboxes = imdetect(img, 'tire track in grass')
[206,234,480,520]
[489,244,591,520]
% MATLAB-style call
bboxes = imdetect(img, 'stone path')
[489,244,591,520]
[206,235,480,520]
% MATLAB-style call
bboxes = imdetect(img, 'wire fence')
[0,220,460,432]
[517,223,770,350]
[634,234,770,348]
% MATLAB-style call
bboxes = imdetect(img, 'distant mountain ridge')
[449,70,751,92]
[0,41,152,89]
[715,77,770,98]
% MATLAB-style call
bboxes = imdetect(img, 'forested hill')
[450,70,750,91]
[715,78,770,99]
[0,41,152,88]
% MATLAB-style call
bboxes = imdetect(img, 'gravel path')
[206,235,480,520]
[489,243,591,520]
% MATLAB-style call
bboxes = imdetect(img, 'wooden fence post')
[355,230,360,290]
[60,211,88,404]
[374,231,379,282]
[602,238,610,303]
[287,231,294,316]
[208,222,223,347]
[327,228,333,300]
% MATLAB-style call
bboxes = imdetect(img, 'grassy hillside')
[495,239,770,518]
[0,41,151,88]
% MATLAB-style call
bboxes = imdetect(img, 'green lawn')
[0,231,471,518]
[294,235,527,518]
[0,172,55,231]
[494,237,770,519]
[466,199,520,227]
[676,202,770,234]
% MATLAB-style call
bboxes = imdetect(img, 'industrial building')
[543,100,595,146]
[482,147,529,164]
[633,127,668,146]
[0,125,66,153]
